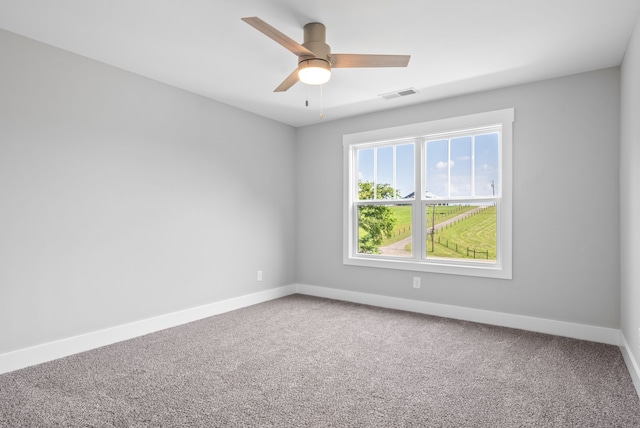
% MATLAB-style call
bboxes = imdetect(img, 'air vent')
[379,87,419,100]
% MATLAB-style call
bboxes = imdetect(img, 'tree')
[358,181,399,254]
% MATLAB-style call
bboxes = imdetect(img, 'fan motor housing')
[301,22,331,63]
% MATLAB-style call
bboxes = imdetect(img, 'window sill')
[344,255,512,279]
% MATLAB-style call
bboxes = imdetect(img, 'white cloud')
[436,160,454,169]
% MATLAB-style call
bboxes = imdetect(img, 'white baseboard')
[295,283,622,346]
[0,283,625,377]
[621,333,640,398]
[0,285,296,375]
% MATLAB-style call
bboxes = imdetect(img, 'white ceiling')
[1,0,639,127]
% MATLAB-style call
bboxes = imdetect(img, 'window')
[343,109,513,279]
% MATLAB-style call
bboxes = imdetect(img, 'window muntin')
[344,109,513,279]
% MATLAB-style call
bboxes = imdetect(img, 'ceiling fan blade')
[331,54,411,68]
[242,17,315,57]
[274,68,300,92]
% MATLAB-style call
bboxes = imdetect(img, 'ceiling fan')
[241,17,411,92]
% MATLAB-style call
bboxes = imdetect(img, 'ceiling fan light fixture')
[242,17,410,92]
[298,58,331,85]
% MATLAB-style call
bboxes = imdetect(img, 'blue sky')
[357,132,499,199]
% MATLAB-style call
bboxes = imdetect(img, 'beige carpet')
[1,294,639,427]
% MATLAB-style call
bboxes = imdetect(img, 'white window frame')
[343,108,514,279]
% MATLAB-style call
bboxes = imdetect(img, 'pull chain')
[303,85,324,120]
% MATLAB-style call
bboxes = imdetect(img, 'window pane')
[357,143,414,201]
[474,133,500,197]
[357,148,374,201]
[450,136,472,197]
[425,203,496,262]
[396,143,415,199]
[376,146,394,200]
[425,139,448,198]
[357,204,412,258]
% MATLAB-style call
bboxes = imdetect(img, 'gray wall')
[296,67,621,328]
[0,24,628,357]
[0,29,296,354]
[621,16,640,365]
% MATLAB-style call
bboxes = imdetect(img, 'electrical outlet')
[413,277,421,289]
[257,270,263,281]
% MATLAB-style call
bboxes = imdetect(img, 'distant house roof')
[402,191,440,199]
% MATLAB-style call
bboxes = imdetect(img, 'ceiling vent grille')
[379,87,419,100]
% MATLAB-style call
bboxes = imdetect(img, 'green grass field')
[426,205,477,229]
[377,205,479,247]
[380,205,412,246]
[360,204,496,260]
[429,205,496,260]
